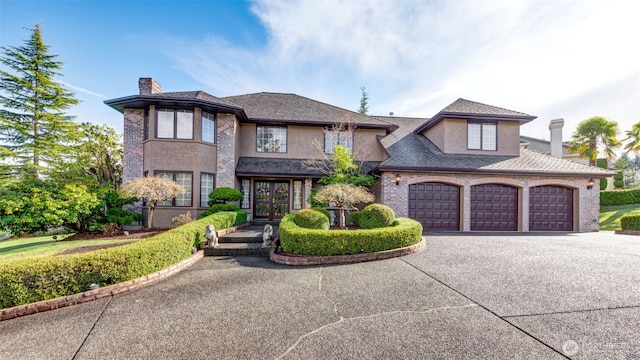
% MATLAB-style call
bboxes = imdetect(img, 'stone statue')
[205,224,218,247]
[262,224,273,248]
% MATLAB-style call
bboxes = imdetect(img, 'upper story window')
[325,130,353,154]
[257,126,287,153]
[468,122,497,151]
[202,112,215,143]
[157,109,193,139]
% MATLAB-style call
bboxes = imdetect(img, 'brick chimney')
[138,77,162,95]
[549,118,564,158]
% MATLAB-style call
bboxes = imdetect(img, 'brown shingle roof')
[374,115,427,147]
[223,92,395,129]
[378,133,613,177]
[414,98,536,134]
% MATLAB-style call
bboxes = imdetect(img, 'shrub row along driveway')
[2,232,639,359]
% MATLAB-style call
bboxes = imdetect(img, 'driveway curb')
[0,250,204,322]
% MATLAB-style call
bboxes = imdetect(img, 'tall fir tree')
[358,86,369,115]
[0,24,80,178]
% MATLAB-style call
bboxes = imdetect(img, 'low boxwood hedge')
[0,211,244,309]
[279,213,422,256]
[620,215,640,230]
[600,189,640,206]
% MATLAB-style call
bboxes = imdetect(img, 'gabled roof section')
[104,90,245,118]
[520,135,572,155]
[223,92,396,130]
[413,98,537,134]
[373,115,428,148]
[378,133,613,177]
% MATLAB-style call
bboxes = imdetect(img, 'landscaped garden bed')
[0,211,245,309]
[276,205,423,261]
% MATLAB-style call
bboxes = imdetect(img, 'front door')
[254,181,290,220]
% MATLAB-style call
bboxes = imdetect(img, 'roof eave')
[104,95,247,120]
[413,112,537,134]
[376,165,612,178]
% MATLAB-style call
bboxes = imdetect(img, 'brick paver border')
[0,250,204,322]
[269,237,426,266]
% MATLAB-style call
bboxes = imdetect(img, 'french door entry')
[254,181,289,220]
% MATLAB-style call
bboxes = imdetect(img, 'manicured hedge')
[359,204,395,229]
[0,211,244,309]
[294,209,330,230]
[600,189,640,206]
[279,213,422,256]
[620,215,640,230]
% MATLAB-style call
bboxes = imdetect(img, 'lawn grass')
[0,235,137,264]
[599,204,640,231]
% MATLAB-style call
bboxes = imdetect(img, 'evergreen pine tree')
[358,86,369,115]
[0,24,80,178]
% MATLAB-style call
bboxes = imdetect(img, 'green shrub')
[311,207,331,220]
[294,209,330,230]
[614,180,625,189]
[600,178,608,190]
[198,204,241,219]
[596,158,608,169]
[279,214,422,256]
[232,210,248,226]
[358,204,395,229]
[207,187,242,206]
[600,189,640,206]
[614,172,624,181]
[0,212,241,309]
[620,215,640,230]
[348,211,361,226]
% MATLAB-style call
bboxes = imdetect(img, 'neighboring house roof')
[377,133,613,177]
[374,115,428,148]
[413,98,537,134]
[223,92,396,130]
[236,157,380,178]
[519,135,574,156]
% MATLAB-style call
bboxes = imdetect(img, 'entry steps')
[203,225,274,256]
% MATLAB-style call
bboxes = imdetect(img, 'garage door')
[471,184,518,231]
[409,182,460,231]
[529,186,573,231]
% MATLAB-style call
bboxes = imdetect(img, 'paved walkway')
[1,232,639,359]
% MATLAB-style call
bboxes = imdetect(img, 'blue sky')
[1,0,639,143]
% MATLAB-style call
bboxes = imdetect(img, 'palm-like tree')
[568,116,620,166]
[623,122,640,153]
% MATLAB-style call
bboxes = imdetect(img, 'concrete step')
[204,242,270,256]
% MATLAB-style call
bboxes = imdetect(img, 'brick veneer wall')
[216,113,237,188]
[123,108,145,183]
[382,171,601,232]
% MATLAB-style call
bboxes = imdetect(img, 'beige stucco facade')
[423,118,521,156]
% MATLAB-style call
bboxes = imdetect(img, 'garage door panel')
[471,184,518,231]
[409,182,460,231]
[529,186,573,231]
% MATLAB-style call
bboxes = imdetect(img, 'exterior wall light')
[586,178,595,190]
[395,173,401,185]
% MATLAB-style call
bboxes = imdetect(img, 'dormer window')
[468,122,496,151]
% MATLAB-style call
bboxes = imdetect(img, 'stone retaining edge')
[0,250,204,322]
[615,230,640,235]
[269,236,426,266]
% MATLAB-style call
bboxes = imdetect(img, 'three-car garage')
[408,182,575,232]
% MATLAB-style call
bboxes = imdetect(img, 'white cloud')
[165,0,640,138]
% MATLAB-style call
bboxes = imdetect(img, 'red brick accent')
[0,251,204,322]
[269,237,426,266]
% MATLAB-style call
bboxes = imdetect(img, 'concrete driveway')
[1,232,639,359]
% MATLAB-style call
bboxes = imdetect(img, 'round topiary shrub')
[359,204,395,229]
[294,209,330,230]
[311,207,331,221]
[348,211,361,226]
[208,187,242,206]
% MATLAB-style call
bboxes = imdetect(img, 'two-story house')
[105,78,611,232]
